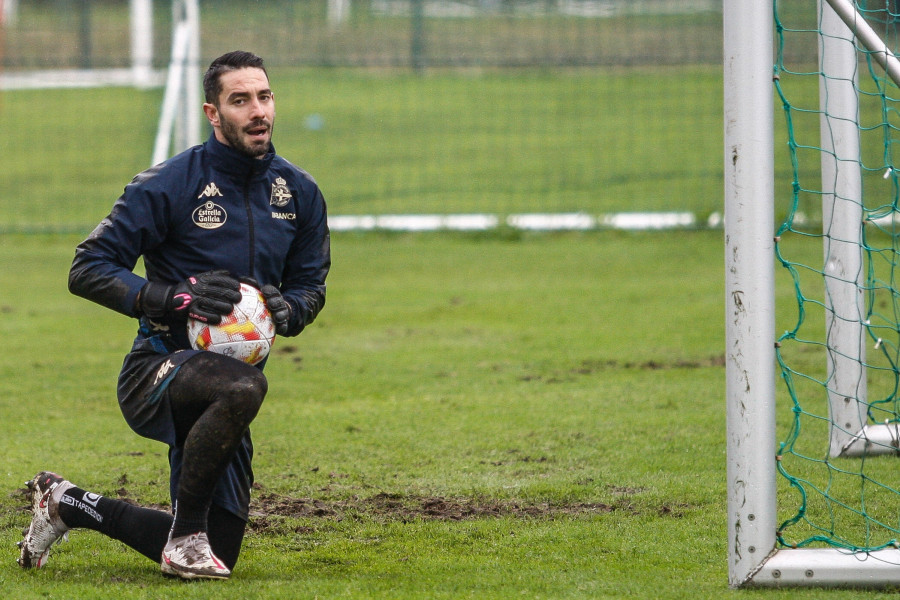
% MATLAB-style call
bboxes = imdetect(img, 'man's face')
[203,67,275,158]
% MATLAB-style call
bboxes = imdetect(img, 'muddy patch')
[247,491,638,532]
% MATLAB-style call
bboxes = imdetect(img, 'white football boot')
[160,531,231,580]
[17,471,75,568]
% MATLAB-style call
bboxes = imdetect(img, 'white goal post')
[725,0,900,588]
[151,0,201,165]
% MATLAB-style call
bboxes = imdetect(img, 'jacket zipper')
[243,177,255,275]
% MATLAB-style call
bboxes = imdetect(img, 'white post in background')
[130,0,154,88]
[328,0,350,25]
[2,0,19,25]
[819,0,867,458]
[724,0,777,588]
[175,0,201,152]
[152,0,201,165]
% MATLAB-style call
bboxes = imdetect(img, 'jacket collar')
[205,132,275,180]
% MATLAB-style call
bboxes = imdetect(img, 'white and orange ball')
[187,282,275,365]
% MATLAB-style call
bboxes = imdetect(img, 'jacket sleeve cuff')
[138,281,172,318]
[284,296,304,337]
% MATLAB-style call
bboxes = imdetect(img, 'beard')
[219,113,273,159]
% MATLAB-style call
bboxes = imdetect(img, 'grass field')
[0,229,896,599]
[0,228,718,600]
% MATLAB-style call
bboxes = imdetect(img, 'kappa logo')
[270,177,292,207]
[192,201,227,230]
[198,182,224,199]
[154,359,176,385]
[146,318,170,333]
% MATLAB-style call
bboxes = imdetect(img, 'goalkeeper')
[17,51,330,580]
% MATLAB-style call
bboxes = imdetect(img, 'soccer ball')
[186,282,275,365]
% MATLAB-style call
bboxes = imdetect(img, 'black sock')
[57,487,172,563]
[206,504,247,570]
[56,487,107,530]
[56,487,246,569]
[169,497,210,539]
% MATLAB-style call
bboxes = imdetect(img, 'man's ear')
[203,103,220,127]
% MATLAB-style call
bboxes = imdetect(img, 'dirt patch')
[574,355,726,374]
[518,355,725,383]
[247,491,626,531]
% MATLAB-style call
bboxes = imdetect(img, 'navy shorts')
[117,349,254,521]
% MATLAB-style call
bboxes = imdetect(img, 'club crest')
[270,177,292,207]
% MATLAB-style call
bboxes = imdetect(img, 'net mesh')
[774,0,900,552]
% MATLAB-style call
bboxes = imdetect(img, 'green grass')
[0,67,724,232]
[1,229,898,599]
[0,230,723,599]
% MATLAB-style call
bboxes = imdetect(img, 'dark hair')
[203,51,268,105]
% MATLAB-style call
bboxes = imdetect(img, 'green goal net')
[774,0,900,553]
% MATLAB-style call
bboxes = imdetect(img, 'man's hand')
[238,277,292,336]
[260,285,291,335]
[139,270,241,324]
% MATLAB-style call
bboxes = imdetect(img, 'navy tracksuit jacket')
[69,133,331,354]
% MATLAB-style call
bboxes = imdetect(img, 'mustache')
[244,120,271,132]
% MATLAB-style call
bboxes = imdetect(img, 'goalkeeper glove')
[139,270,241,324]
[260,284,292,336]
[238,277,292,336]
